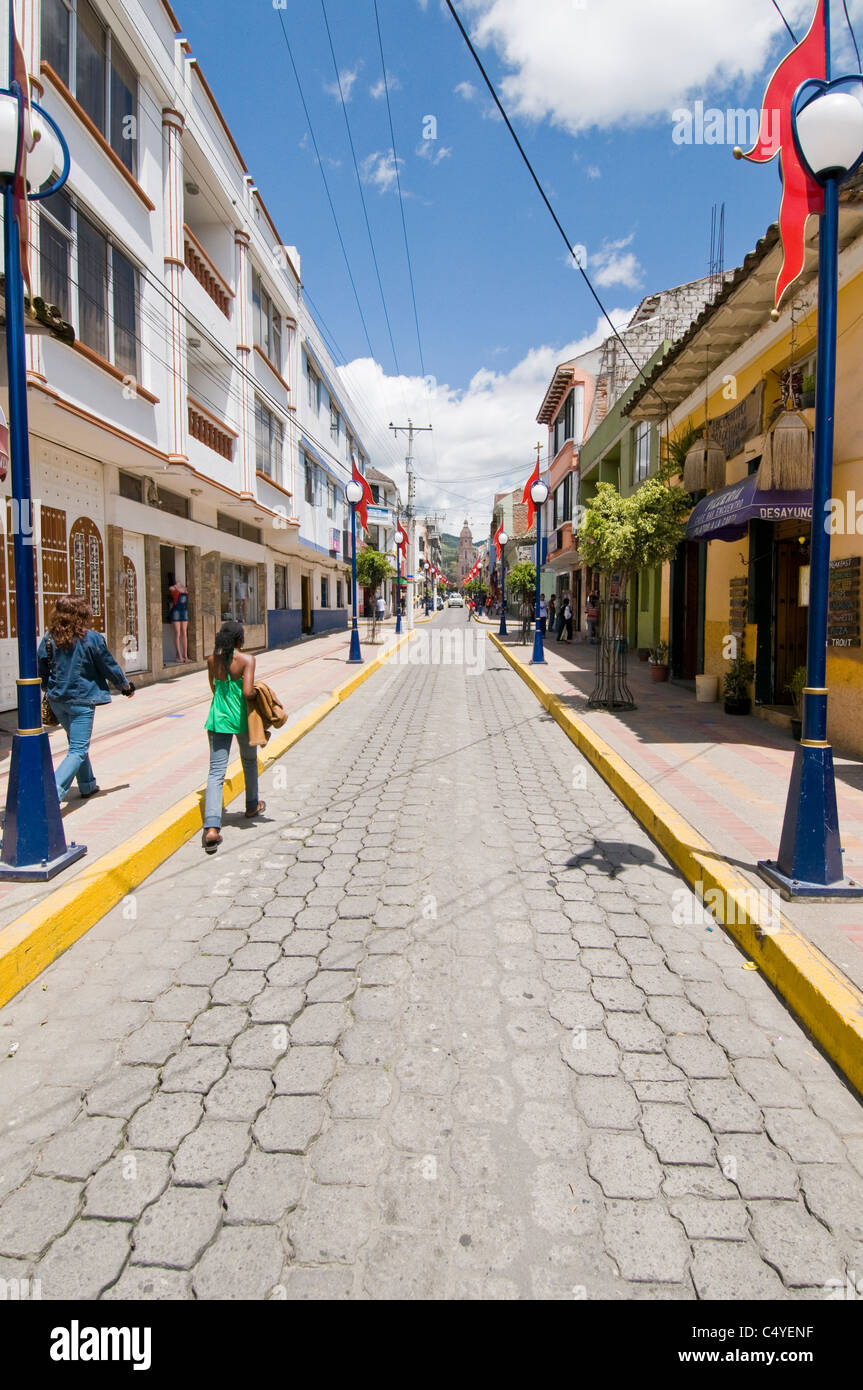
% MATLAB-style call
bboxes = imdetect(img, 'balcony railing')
[183,224,233,318]
[188,396,236,461]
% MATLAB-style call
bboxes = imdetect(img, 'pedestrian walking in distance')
[203,621,265,853]
[562,595,573,642]
[547,594,556,634]
[538,593,548,635]
[554,597,566,641]
[586,590,600,644]
[38,595,135,802]
[168,574,191,663]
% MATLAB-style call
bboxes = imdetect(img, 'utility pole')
[389,420,432,631]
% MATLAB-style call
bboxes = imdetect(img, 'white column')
[162,108,187,463]
[234,229,254,498]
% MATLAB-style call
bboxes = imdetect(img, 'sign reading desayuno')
[828,555,861,647]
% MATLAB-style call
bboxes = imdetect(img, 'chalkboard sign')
[729,576,748,640]
[828,556,861,648]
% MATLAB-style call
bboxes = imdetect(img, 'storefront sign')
[729,576,748,638]
[709,383,764,462]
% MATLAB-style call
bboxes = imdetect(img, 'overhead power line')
[442,0,669,417]
[275,8,376,362]
[372,0,427,381]
[319,0,402,380]
[770,0,798,43]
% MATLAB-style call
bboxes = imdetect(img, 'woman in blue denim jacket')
[38,595,134,801]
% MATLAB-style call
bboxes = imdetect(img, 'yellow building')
[627,186,863,756]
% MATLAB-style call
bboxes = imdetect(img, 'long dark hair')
[49,595,92,649]
[213,621,244,676]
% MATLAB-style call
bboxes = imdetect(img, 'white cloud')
[324,65,362,103]
[370,72,401,100]
[586,165,601,180]
[578,235,644,290]
[462,0,820,133]
[336,311,634,526]
[454,80,478,102]
[416,141,452,164]
[360,151,403,193]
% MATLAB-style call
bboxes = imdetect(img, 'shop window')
[274,563,288,610]
[154,487,189,519]
[220,561,259,625]
[336,580,343,608]
[321,576,329,608]
[118,471,144,503]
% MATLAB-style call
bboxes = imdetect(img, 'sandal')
[203,829,222,854]
[245,801,266,818]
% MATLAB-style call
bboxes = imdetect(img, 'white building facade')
[0,0,380,707]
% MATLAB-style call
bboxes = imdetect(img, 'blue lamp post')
[424,559,432,617]
[530,479,549,665]
[758,56,863,898]
[345,476,364,664]
[497,530,509,637]
[0,52,86,879]
[394,524,407,635]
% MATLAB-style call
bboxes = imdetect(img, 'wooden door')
[68,517,105,632]
[774,539,809,703]
[301,575,312,634]
[41,506,68,630]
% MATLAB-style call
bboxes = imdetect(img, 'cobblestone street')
[1,618,862,1300]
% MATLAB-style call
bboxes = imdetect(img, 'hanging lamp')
[758,408,813,490]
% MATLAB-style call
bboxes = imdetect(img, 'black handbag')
[41,636,59,728]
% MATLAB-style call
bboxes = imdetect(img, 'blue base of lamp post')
[0,731,87,880]
[756,743,863,900]
[530,629,546,664]
[395,614,402,634]
[347,625,363,663]
[498,616,507,636]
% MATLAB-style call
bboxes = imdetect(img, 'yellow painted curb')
[490,632,863,1097]
[0,630,416,1009]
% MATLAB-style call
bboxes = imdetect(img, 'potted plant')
[648,639,670,682]
[723,654,755,715]
[800,373,816,410]
[785,665,806,740]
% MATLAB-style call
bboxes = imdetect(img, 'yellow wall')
[664,263,863,755]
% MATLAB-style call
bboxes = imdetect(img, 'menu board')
[729,576,748,641]
[828,556,861,648]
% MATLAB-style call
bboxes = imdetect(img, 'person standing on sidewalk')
[38,595,135,802]
[562,594,573,642]
[203,621,265,853]
[168,575,191,664]
[538,593,548,635]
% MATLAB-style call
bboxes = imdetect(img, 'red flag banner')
[493,524,505,561]
[521,456,540,530]
[351,455,374,533]
[741,0,826,309]
[11,13,35,293]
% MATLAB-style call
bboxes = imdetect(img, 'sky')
[174,0,863,535]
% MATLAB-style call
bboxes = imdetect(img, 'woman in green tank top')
[203,621,266,852]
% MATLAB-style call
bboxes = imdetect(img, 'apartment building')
[0,0,380,707]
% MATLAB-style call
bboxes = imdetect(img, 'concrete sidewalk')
[495,631,863,995]
[0,624,404,932]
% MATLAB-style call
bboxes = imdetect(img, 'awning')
[685,473,812,542]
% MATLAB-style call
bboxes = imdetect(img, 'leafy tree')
[506,562,536,604]
[577,476,690,595]
[577,475,690,710]
[356,546,393,594]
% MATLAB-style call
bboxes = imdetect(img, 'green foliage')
[785,664,807,713]
[356,546,393,594]
[577,477,691,585]
[506,562,536,602]
[649,639,669,665]
[723,654,756,699]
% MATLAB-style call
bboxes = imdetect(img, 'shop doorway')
[160,544,186,667]
[670,540,705,681]
[301,575,312,634]
[773,533,809,704]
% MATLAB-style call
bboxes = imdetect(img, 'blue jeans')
[52,701,98,799]
[204,731,259,829]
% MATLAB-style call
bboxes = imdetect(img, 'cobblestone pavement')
[1,616,862,1300]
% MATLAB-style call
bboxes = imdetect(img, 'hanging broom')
[684,437,726,493]
[758,409,813,491]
